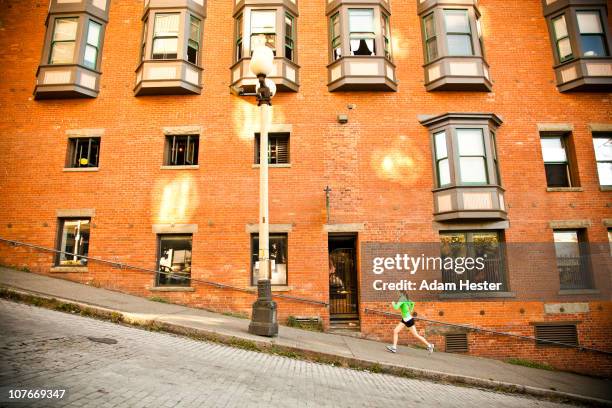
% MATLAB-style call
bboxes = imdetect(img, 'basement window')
[56,218,90,266]
[165,135,199,166]
[534,324,578,347]
[255,133,289,165]
[157,235,192,287]
[445,333,468,352]
[66,137,100,168]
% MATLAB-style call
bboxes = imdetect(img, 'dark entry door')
[329,235,358,319]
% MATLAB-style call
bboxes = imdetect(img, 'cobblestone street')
[0,300,581,407]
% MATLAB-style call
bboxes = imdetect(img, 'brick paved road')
[0,300,580,408]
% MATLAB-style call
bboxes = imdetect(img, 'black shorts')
[401,318,415,328]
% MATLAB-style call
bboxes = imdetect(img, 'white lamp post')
[248,35,278,337]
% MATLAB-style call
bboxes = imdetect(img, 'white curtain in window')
[54,18,78,41]
[154,13,180,36]
[577,12,602,34]
[541,138,567,162]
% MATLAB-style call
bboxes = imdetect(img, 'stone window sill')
[558,289,600,296]
[546,187,583,192]
[600,186,612,192]
[252,164,292,168]
[247,285,293,292]
[438,292,515,300]
[63,167,99,172]
[148,286,195,292]
[160,165,199,170]
[50,266,88,273]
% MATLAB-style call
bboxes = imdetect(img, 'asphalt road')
[0,300,580,407]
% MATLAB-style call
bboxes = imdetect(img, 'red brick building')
[0,0,611,376]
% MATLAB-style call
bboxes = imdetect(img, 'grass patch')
[506,358,555,371]
[148,296,170,304]
[222,311,249,319]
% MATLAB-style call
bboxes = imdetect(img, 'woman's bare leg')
[392,322,404,348]
[409,326,431,347]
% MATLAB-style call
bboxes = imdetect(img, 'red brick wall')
[0,0,610,376]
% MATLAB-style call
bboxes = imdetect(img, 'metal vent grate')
[445,333,468,353]
[534,324,578,347]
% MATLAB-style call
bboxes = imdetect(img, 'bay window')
[35,0,110,99]
[135,0,207,96]
[420,113,506,221]
[417,0,491,92]
[326,0,397,92]
[543,0,612,92]
[231,1,300,93]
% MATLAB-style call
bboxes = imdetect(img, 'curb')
[1,285,610,407]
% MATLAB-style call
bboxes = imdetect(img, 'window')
[141,17,148,61]
[592,134,612,187]
[255,133,289,165]
[331,13,342,60]
[553,230,591,289]
[423,13,437,62]
[540,135,574,187]
[251,233,288,285]
[284,14,295,61]
[444,9,473,56]
[66,137,101,168]
[251,10,276,53]
[152,13,180,59]
[434,131,450,187]
[440,231,506,291]
[457,129,487,184]
[56,219,90,266]
[157,235,192,287]
[83,20,102,69]
[236,14,243,61]
[188,16,201,64]
[381,13,391,60]
[552,15,573,62]
[577,11,608,57]
[349,9,375,56]
[165,135,199,166]
[49,17,78,64]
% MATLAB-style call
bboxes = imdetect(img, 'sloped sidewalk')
[0,267,610,406]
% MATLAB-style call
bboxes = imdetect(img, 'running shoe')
[386,345,397,353]
[427,344,435,354]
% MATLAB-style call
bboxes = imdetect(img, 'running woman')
[386,291,434,354]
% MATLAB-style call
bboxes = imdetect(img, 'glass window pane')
[553,15,568,39]
[457,129,484,156]
[541,137,567,162]
[252,234,288,285]
[460,157,487,183]
[424,14,435,39]
[427,39,438,61]
[447,34,473,55]
[593,137,612,161]
[84,45,97,68]
[438,158,450,186]
[349,9,374,33]
[581,35,607,57]
[190,16,200,42]
[558,37,573,59]
[435,132,447,159]
[154,13,179,36]
[158,235,192,286]
[50,42,75,64]
[444,10,470,33]
[285,15,293,37]
[87,21,101,46]
[577,12,603,34]
[596,162,612,186]
[53,18,78,41]
[251,10,276,33]
[152,38,178,58]
[553,231,579,257]
[58,219,90,265]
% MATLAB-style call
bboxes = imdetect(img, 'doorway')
[328,234,358,321]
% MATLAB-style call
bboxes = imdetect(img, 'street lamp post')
[248,36,279,337]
